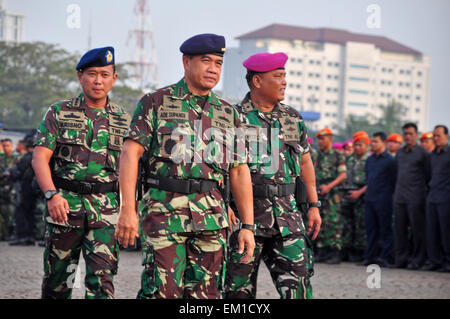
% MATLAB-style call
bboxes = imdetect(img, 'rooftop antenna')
[126,0,159,90]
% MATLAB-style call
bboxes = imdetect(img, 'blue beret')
[76,46,115,71]
[180,33,226,56]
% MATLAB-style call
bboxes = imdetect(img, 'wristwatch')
[44,190,58,201]
[309,201,321,208]
[240,223,256,233]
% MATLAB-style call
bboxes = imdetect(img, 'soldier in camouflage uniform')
[0,138,19,240]
[224,52,321,299]
[115,34,255,299]
[315,128,347,264]
[340,131,370,262]
[32,47,130,299]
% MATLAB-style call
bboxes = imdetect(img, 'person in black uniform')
[7,131,39,246]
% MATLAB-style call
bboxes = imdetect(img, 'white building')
[0,0,26,43]
[223,24,431,132]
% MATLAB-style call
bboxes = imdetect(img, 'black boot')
[325,250,342,264]
[315,248,329,263]
[349,249,364,262]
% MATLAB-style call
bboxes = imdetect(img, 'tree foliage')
[338,99,409,141]
[0,41,144,130]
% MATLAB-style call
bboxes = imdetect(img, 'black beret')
[76,46,115,71]
[180,33,226,56]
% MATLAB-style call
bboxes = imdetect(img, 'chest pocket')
[55,110,86,162]
[154,98,191,162]
[279,115,304,175]
[242,123,263,168]
[106,113,130,171]
[208,106,235,170]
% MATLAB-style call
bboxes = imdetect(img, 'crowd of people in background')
[0,122,449,272]
[0,131,45,246]
[310,123,449,272]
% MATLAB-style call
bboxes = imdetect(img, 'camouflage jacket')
[235,93,311,237]
[125,78,246,235]
[35,93,130,229]
[345,151,369,187]
[0,152,19,202]
[315,148,347,186]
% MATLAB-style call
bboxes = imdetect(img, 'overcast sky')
[7,0,450,130]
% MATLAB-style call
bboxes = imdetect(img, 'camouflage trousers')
[138,229,227,299]
[341,198,366,251]
[225,230,314,299]
[316,191,343,251]
[41,223,119,299]
[0,200,15,240]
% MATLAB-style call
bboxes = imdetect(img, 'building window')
[290,58,296,63]
[348,102,368,107]
[309,73,313,77]
[308,85,312,90]
[400,70,404,74]
[334,75,339,80]
[296,84,301,89]
[416,96,421,101]
[289,84,294,88]
[399,82,403,86]
[315,73,320,78]
[297,58,303,63]
[350,64,370,69]
[296,97,301,101]
[333,101,338,105]
[349,76,369,82]
[328,62,332,66]
[297,71,302,76]
[334,62,339,67]
[416,83,421,88]
[349,89,369,95]
[316,60,321,65]
[326,100,330,105]
[381,92,385,97]
[309,60,314,64]
[418,71,422,76]
[315,86,319,91]
[334,88,338,92]
[327,74,332,79]
[381,80,385,85]
[416,108,420,113]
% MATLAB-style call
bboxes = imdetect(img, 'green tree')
[340,99,407,139]
[0,42,144,130]
[0,41,79,129]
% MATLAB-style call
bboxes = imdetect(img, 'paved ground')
[0,241,449,299]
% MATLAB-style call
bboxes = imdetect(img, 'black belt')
[253,183,296,198]
[146,176,219,194]
[53,176,118,194]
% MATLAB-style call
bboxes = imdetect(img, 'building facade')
[0,0,25,43]
[223,24,431,132]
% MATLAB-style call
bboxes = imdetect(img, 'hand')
[47,193,69,224]
[320,184,331,195]
[115,205,139,248]
[307,207,321,240]
[237,228,255,264]
[228,206,238,232]
[348,190,361,200]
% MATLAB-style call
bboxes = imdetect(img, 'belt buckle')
[267,184,278,198]
[80,181,93,194]
[189,179,201,193]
